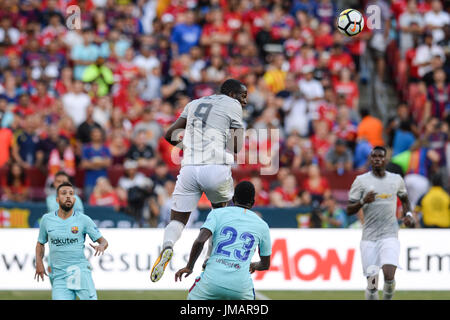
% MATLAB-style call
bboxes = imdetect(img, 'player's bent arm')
[250,255,271,273]
[347,200,365,215]
[90,236,108,256]
[398,194,412,215]
[96,236,108,249]
[399,193,415,227]
[164,117,187,146]
[347,190,376,215]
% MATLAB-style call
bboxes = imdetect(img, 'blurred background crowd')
[0,0,448,228]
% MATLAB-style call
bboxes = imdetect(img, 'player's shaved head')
[220,79,247,107]
[233,181,255,209]
[220,79,245,95]
[371,146,387,157]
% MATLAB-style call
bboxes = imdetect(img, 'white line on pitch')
[255,291,272,300]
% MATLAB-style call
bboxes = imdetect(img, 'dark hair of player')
[233,181,255,208]
[372,146,387,156]
[219,79,245,96]
[56,182,74,195]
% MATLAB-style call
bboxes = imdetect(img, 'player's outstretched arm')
[34,242,47,282]
[90,237,108,256]
[175,228,212,282]
[250,255,271,274]
[165,117,187,147]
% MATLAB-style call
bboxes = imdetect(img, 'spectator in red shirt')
[317,87,338,131]
[391,0,408,22]
[405,35,422,82]
[224,0,245,36]
[328,43,355,84]
[89,176,120,211]
[270,174,301,207]
[315,22,334,51]
[249,175,270,207]
[31,80,55,115]
[290,44,317,77]
[332,106,358,149]
[115,47,140,88]
[0,115,13,168]
[53,66,74,97]
[39,13,66,47]
[310,119,333,168]
[333,67,359,110]
[242,0,269,39]
[200,7,232,58]
[113,78,145,124]
[284,26,303,58]
[302,163,331,202]
[1,161,30,202]
[12,93,35,117]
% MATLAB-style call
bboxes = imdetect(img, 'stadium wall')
[0,229,449,291]
[0,202,328,228]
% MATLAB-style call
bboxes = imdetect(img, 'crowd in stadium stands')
[0,0,448,228]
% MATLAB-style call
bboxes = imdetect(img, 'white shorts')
[172,165,234,212]
[360,237,400,277]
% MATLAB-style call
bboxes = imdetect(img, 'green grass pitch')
[1,290,450,300]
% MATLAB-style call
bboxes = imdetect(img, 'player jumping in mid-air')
[150,79,247,282]
[35,182,108,300]
[347,146,415,300]
[175,181,271,300]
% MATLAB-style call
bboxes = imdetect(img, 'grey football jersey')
[348,171,408,241]
[180,94,244,166]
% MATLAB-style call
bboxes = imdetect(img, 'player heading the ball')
[150,79,247,283]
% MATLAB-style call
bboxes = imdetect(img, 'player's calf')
[381,264,397,300]
[365,266,379,300]
[382,279,396,300]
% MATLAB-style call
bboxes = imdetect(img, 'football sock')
[382,279,396,300]
[365,288,379,300]
[162,220,185,250]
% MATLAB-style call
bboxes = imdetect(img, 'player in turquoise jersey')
[175,181,272,300]
[34,182,108,300]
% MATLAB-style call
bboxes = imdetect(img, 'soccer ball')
[337,9,364,37]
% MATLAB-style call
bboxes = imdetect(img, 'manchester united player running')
[347,146,415,300]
